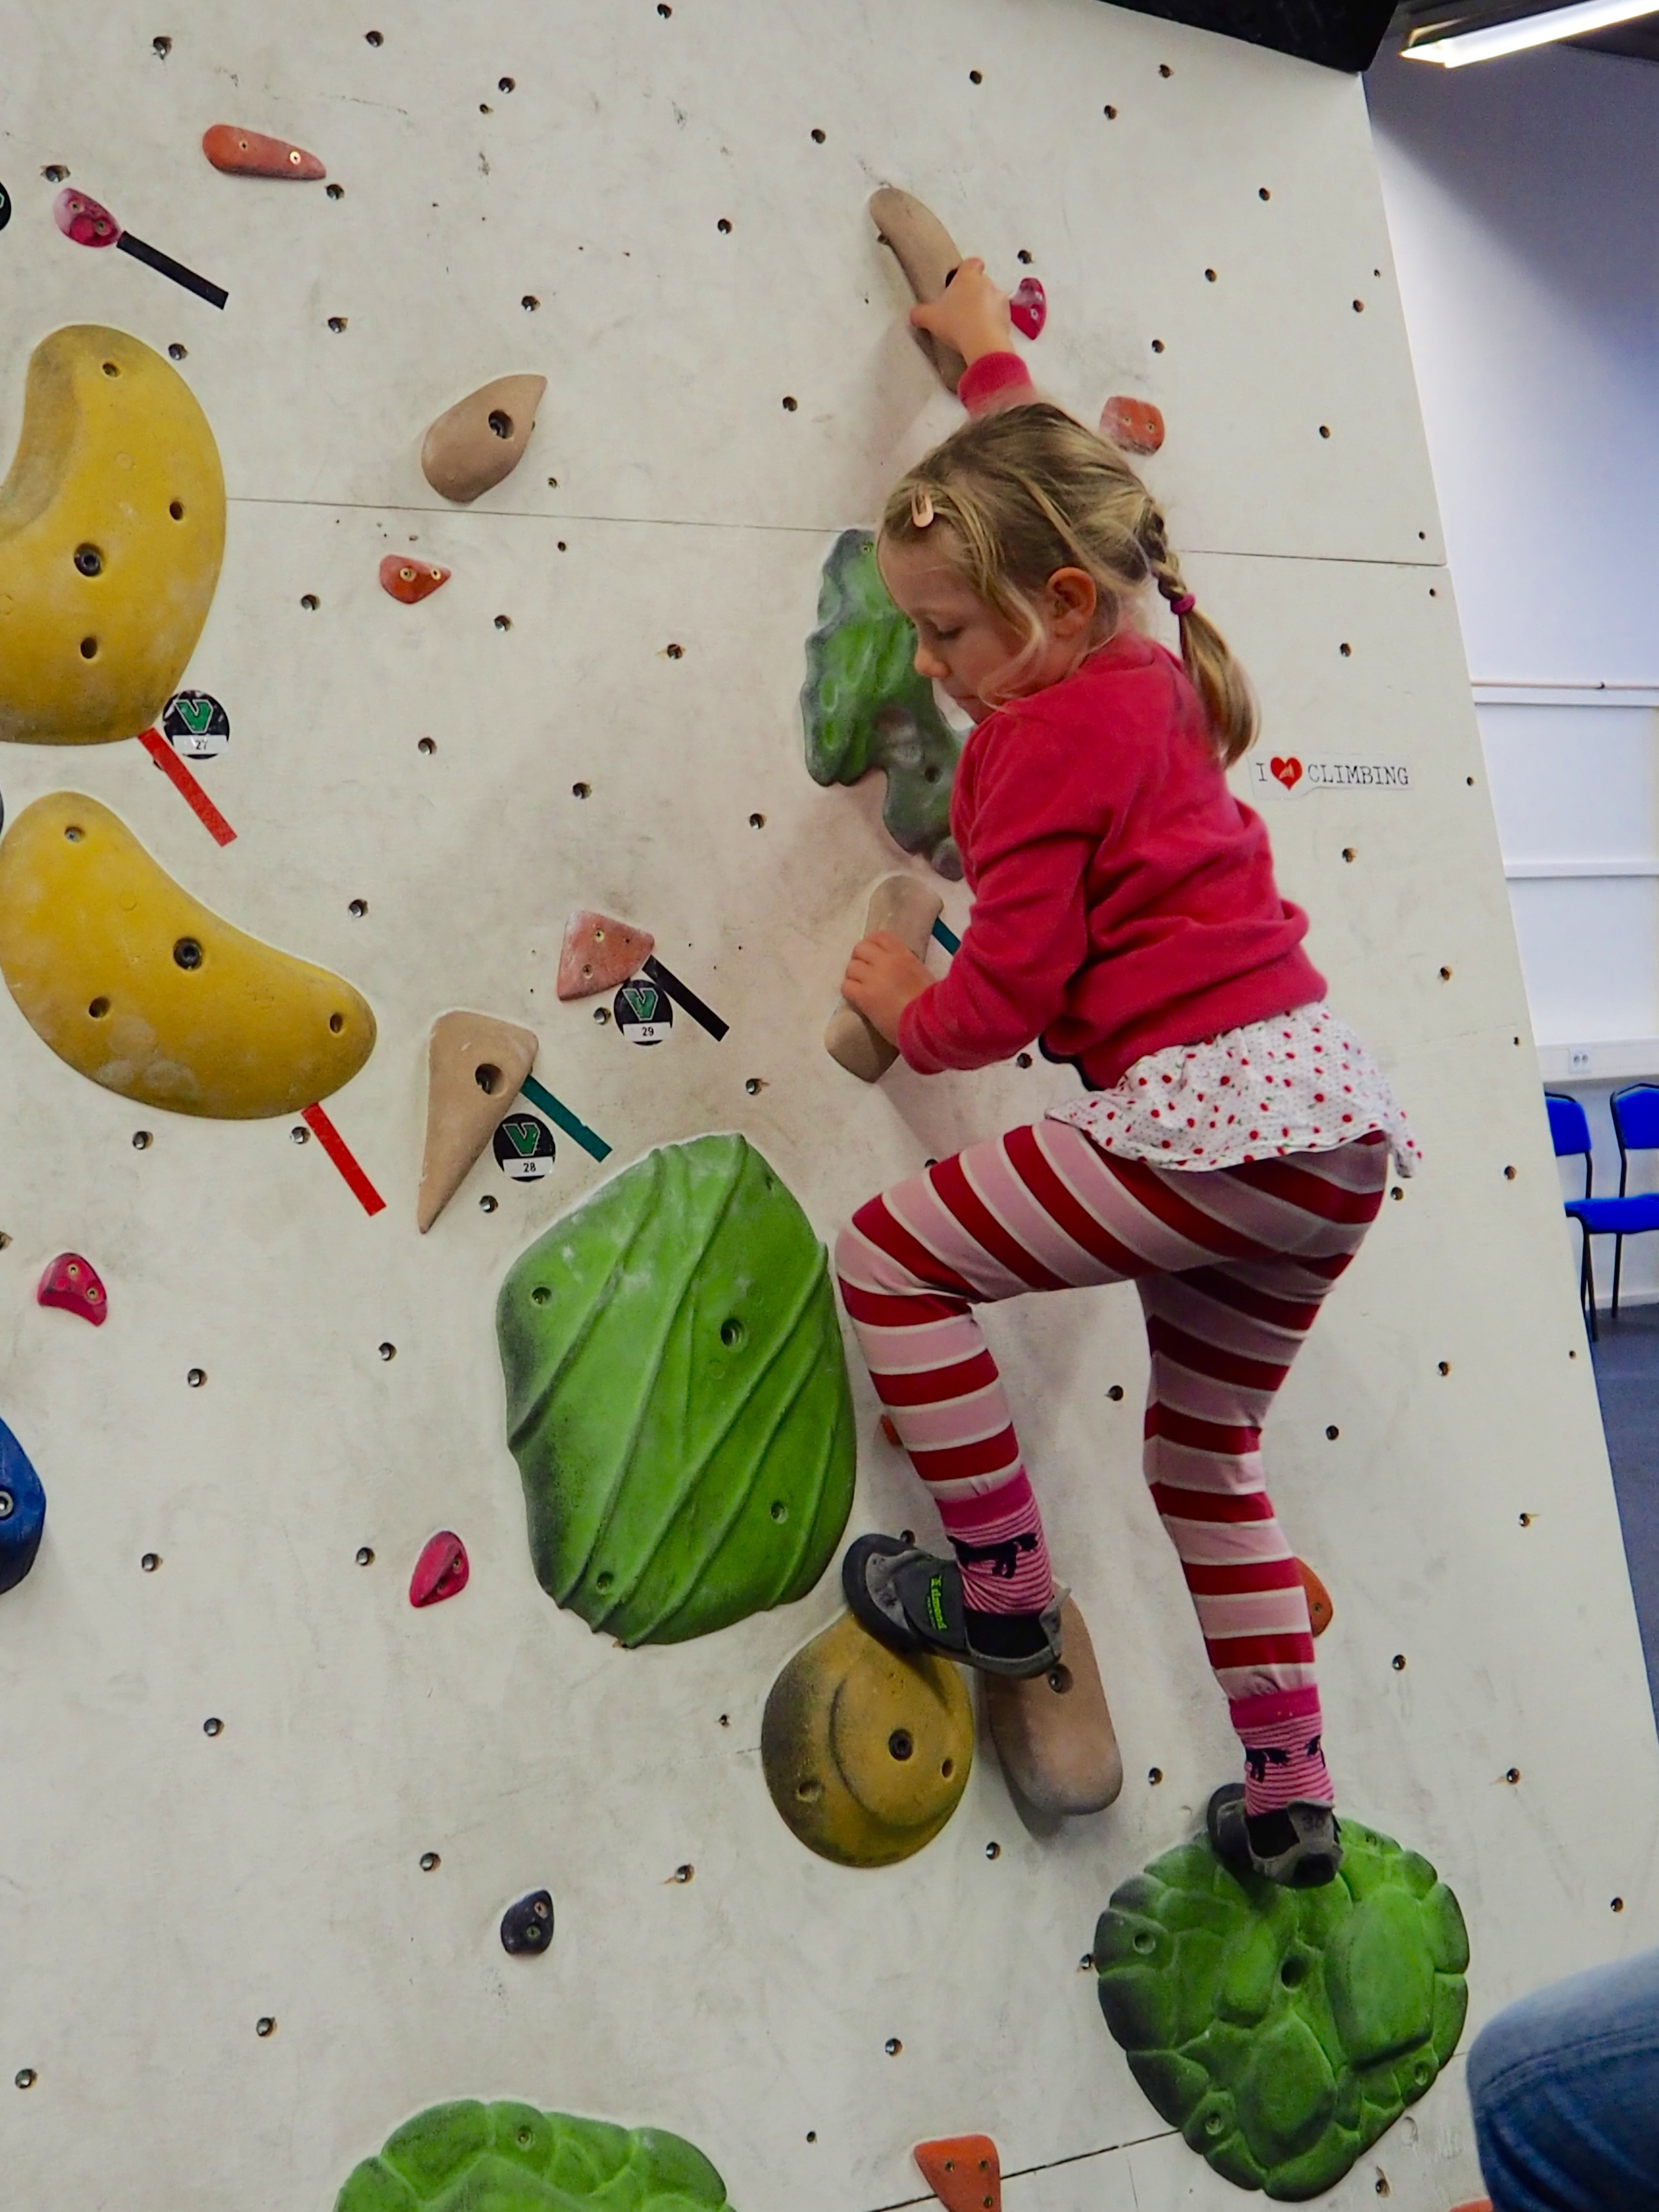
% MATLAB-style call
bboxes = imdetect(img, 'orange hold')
[1296,1556,1334,1636]
[1449,2203,1492,2212]
[379,554,451,605]
[1100,395,1166,455]
[202,124,326,180]
[914,2136,1000,2212]
[556,910,655,1000]
[879,1414,902,1449]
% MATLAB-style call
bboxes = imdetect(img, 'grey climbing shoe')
[1207,1781,1343,1888]
[841,1533,1064,1679]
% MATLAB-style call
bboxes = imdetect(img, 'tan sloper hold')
[417,1010,538,1232]
[825,872,943,1082]
[420,375,546,504]
[556,910,655,1001]
[868,188,966,394]
[980,1598,1123,1816]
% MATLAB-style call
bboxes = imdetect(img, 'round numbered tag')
[0,183,12,234]
[162,689,230,759]
[493,1113,555,1181]
[613,976,673,1046]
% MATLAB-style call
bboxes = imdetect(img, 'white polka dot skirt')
[1047,1002,1420,1176]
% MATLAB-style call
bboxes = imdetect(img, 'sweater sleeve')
[957,351,1036,416]
[898,712,1110,1075]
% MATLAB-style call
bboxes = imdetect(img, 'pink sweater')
[897,353,1324,1089]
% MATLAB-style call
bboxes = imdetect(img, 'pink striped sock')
[1230,1686,1332,1815]
[934,1471,1055,1615]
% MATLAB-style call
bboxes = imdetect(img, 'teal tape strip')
[931,916,962,955]
[520,1073,612,1163]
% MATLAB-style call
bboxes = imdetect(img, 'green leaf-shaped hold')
[334,2099,733,2211]
[497,1134,856,1646]
[800,528,964,879]
[1093,1820,1469,2200]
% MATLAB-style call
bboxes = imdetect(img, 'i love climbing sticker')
[1249,755,1411,798]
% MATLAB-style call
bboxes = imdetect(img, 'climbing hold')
[1297,1556,1334,1637]
[37,1251,107,1326]
[0,1415,46,1596]
[1010,276,1047,340]
[556,910,655,1000]
[0,793,375,1118]
[761,1610,972,1866]
[826,873,943,1082]
[417,1010,539,1232]
[409,1530,469,1607]
[1100,395,1166,456]
[980,1596,1121,1815]
[379,554,450,604]
[421,374,546,504]
[334,2102,732,2212]
[0,325,225,745]
[802,530,964,879]
[499,1888,554,1955]
[497,1133,855,1645]
[868,187,967,392]
[52,190,228,308]
[1094,1816,1469,2197]
[202,124,326,180]
[914,2135,1002,2212]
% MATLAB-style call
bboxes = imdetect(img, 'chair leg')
[1584,1234,1599,1342]
[1613,1233,1624,1321]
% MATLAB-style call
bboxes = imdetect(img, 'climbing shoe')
[841,1533,1063,1679]
[1207,1781,1343,1888]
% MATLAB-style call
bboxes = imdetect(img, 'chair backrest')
[1546,1092,1592,1160]
[1611,1083,1659,1155]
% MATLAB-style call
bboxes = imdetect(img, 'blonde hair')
[879,401,1257,766]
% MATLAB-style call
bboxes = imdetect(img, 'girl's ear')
[1046,566,1097,635]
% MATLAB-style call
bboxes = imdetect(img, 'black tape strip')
[118,231,228,309]
[642,956,728,1043]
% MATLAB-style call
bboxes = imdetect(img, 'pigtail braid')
[1139,506,1258,767]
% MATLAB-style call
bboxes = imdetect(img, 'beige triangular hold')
[980,1598,1122,1816]
[420,374,547,504]
[417,1010,539,1232]
[825,873,944,1082]
[557,910,656,1001]
[869,188,967,394]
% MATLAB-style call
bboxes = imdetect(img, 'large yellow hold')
[0,794,375,1118]
[0,325,226,744]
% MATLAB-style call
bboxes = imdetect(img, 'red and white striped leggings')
[835,1121,1390,1794]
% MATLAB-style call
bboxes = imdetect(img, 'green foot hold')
[1093,1817,1469,2201]
[334,2100,732,2211]
[497,1133,856,1646]
[800,529,964,879]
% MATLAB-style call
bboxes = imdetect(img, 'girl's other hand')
[842,931,933,1046]
[911,257,1012,367]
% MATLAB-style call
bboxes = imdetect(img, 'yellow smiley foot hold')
[0,793,375,1117]
[0,326,225,744]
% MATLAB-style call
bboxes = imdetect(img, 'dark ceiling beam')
[1095,0,1403,73]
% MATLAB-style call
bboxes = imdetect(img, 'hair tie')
[910,485,935,529]
[1169,591,1196,616]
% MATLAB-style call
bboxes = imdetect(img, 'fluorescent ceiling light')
[1404,0,1659,63]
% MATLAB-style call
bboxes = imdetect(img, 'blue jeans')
[1470,1948,1659,2209]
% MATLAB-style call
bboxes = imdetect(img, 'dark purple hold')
[1010,275,1047,341]
[500,1888,554,1956]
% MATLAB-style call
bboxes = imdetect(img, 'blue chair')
[1546,1091,1659,1339]
[1609,1083,1659,1316]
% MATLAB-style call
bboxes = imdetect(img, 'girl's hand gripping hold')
[910,258,1013,369]
[842,931,932,1046]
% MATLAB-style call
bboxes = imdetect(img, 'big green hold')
[334,2099,732,2211]
[497,1134,856,1645]
[1093,1817,1468,2200]
[800,529,964,879]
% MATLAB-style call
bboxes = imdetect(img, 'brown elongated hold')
[868,188,966,393]
[980,1596,1123,1816]
[420,374,546,504]
[556,910,655,1000]
[825,873,943,1082]
[417,1010,538,1231]
[202,124,326,180]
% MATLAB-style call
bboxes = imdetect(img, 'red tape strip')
[301,1103,385,1216]
[136,726,238,845]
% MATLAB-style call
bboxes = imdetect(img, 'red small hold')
[203,124,326,181]
[379,554,451,605]
[409,1530,469,1607]
[53,187,120,249]
[37,1252,108,1326]
[1009,276,1046,341]
[1100,395,1166,455]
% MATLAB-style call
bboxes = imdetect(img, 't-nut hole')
[488,409,514,439]
[1205,2112,1225,2137]
[939,1756,954,1779]
[418,736,436,755]
[795,1776,823,1802]
[172,937,203,970]
[102,360,121,377]
[769,1500,788,1522]
[0,1491,13,1519]
[329,1013,345,1033]
[64,825,84,842]
[595,1570,614,1592]
[474,1062,502,1094]
[719,1317,745,1348]
[530,1285,552,1306]
[169,500,185,520]
[79,636,97,659]
[1133,1929,1156,1954]
[87,996,110,1019]
[347,898,368,918]
[73,543,103,576]
[887,1730,914,1761]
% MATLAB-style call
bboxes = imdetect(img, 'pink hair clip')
[910,485,935,529]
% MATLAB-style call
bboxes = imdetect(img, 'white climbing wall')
[0,3,1653,2209]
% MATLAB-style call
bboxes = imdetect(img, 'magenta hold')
[409,1530,469,1607]
[1010,276,1046,341]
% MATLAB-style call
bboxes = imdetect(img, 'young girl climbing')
[837,258,1418,1889]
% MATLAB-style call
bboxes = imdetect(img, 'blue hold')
[0,1416,45,1595]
